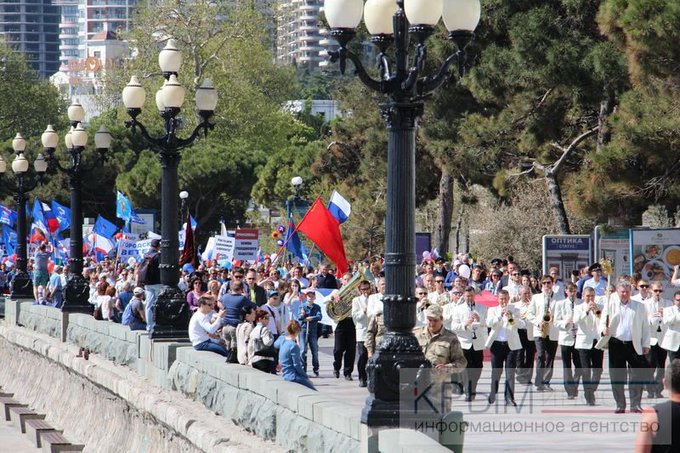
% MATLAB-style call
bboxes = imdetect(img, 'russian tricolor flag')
[327,191,351,224]
[41,202,60,234]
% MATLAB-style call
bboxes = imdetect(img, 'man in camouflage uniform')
[415,304,467,413]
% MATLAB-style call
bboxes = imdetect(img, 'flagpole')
[268,202,318,272]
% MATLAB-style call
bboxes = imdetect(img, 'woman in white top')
[248,309,276,373]
[236,307,256,365]
[189,295,229,357]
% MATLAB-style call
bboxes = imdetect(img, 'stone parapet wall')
[169,348,361,452]
[0,325,278,452]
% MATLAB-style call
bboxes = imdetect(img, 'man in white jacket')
[351,280,372,388]
[485,290,524,406]
[527,275,559,392]
[554,282,583,399]
[644,282,670,398]
[573,287,605,405]
[449,286,488,401]
[661,291,680,362]
[599,281,651,413]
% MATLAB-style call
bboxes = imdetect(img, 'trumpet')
[594,309,602,318]
[506,310,515,326]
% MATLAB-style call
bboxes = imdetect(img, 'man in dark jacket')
[246,269,267,306]
[220,280,256,362]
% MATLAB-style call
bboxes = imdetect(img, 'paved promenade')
[0,418,41,452]
[313,337,648,452]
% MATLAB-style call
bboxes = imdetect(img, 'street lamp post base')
[362,331,439,428]
[151,285,190,340]
[10,271,33,299]
[62,273,93,313]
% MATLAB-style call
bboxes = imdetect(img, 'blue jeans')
[300,327,319,373]
[194,339,229,357]
[145,284,162,333]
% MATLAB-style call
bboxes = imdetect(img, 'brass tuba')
[325,268,373,322]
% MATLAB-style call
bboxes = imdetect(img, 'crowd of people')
[21,241,680,447]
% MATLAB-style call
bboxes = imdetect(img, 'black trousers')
[333,321,356,376]
[462,347,484,396]
[356,341,368,381]
[669,348,680,362]
[645,343,667,395]
[490,341,518,401]
[578,342,604,397]
[561,344,582,396]
[608,338,648,409]
[516,329,536,384]
[535,337,558,386]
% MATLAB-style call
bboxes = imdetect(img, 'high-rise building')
[276,0,324,70]
[0,0,60,78]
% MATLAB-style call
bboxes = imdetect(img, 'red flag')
[297,197,349,274]
[179,212,198,268]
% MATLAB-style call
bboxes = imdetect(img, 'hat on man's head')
[425,304,443,319]
[490,258,502,266]
[133,287,145,296]
[588,263,603,273]
[54,265,63,272]
[150,239,161,248]
[267,290,279,299]
[99,272,108,279]
[302,288,316,295]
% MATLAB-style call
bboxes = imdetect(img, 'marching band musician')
[554,282,583,399]
[351,280,373,388]
[645,282,671,398]
[573,287,605,406]
[527,275,559,392]
[599,281,650,414]
[485,290,525,406]
[367,278,385,319]
[513,286,536,385]
[449,286,488,402]
[415,285,430,326]
[428,275,451,306]
[661,291,680,362]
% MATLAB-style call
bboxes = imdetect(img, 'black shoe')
[505,399,517,407]
[545,384,554,391]
[614,407,626,414]
[313,371,319,378]
[465,394,474,402]
[488,394,496,404]
[359,379,367,388]
[525,381,533,386]
[333,370,340,378]
[631,406,643,413]
[567,394,576,400]
[536,386,546,392]
[344,375,353,381]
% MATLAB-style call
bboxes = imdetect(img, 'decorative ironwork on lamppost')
[41,102,112,313]
[324,0,481,427]
[122,39,218,339]
[0,134,48,298]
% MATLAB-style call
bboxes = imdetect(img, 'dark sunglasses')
[542,281,553,285]
[653,289,663,293]
[639,285,649,288]
[435,280,444,283]
[233,275,244,279]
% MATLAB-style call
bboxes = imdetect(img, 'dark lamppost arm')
[122,39,218,339]
[325,0,481,428]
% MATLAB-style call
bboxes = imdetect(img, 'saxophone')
[540,297,552,338]
[506,310,515,326]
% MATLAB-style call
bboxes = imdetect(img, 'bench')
[0,396,27,421]
[26,418,61,448]
[8,405,45,433]
[41,431,81,453]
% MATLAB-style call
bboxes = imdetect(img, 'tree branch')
[549,127,599,174]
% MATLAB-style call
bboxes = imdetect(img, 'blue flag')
[92,215,118,239]
[0,205,17,228]
[2,225,17,256]
[116,191,133,222]
[31,198,48,235]
[51,200,71,231]
[286,216,307,262]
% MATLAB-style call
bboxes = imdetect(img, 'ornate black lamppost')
[122,39,218,339]
[1,134,48,298]
[41,102,112,313]
[324,0,481,427]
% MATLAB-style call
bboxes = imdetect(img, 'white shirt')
[503,281,522,298]
[367,293,384,318]
[262,303,287,337]
[188,310,224,346]
[615,302,634,341]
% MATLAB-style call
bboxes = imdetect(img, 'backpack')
[136,252,158,286]
[121,302,134,326]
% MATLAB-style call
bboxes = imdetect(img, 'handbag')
[253,326,278,358]
[93,305,103,321]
